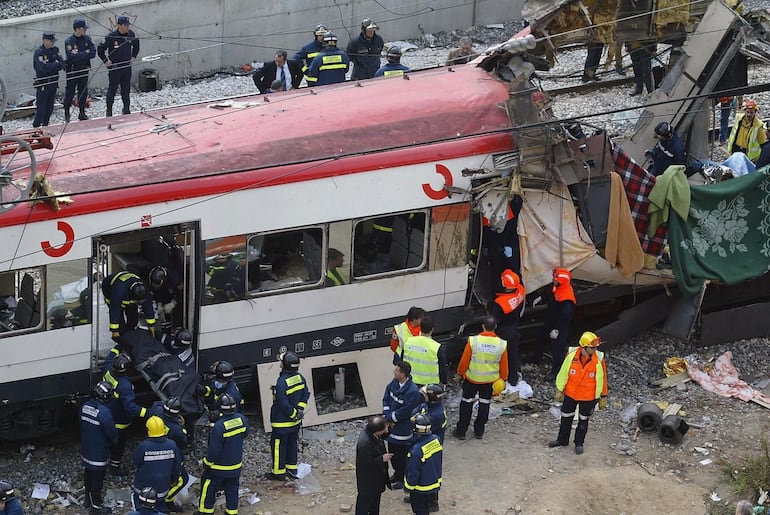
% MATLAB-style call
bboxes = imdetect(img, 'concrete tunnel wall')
[0,0,524,102]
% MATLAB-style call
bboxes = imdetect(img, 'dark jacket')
[374,63,409,77]
[132,436,181,498]
[0,497,24,515]
[101,272,156,332]
[80,398,118,470]
[204,412,249,477]
[270,370,310,433]
[306,48,349,86]
[148,401,190,456]
[412,401,447,444]
[252,59,303,93]
[404,433,443,494]
[293,39,325,71]
[33,44,63,87]
[649,133,686,176]
[346,32,384,80]
[204,379,244,413]
[103,369,147,426]
[355,426,390,495]
[97,28,139,66]
[64,33,96,71]
[382,377,421,445]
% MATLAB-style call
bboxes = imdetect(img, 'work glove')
[554,389,563,402]
[503,246,513,258]
[208,410,220,423]
[111,331,121,342]
[162,300,177,314]
[549,329,559,340]
[295,409,305,421]
[598,397,607,410]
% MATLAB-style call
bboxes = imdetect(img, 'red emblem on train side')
[422,164,453,200]
[40,221,75,258]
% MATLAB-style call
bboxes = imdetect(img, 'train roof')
[2,65,515,226]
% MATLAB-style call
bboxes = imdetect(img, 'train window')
[352,211,428,278]
[47,259,90,329]
[0,267,42,334]
[203,236,247,304]
[246,228,324,294]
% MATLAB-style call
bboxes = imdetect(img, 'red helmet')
[500,269,520,290]
[743,99,758,110]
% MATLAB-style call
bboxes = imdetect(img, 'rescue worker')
[306,32,349,87]
[354,415,392,515]
[97,15,140,117]
[727,99,767,163]
[453,316,508,440]
[325,248,346,286]
[627,40,656,96]
[147,397,189,512]
[549,331,608,454]
[80,381,117,515]
[293,24,328,74]
[128,487,162,515]
[200,360,243,414]
[101,271,156,340]
[401,316,447,387]
[147,266,177,331]
[266,351,309,480]
[487,269,525,385]
[536,267,576,383]
[346,18,384,80]
[158,328,195,368]
[205,253,241,303]
[63,18,96,122]
[132,416,182,512]
[104,353,148,475]
[197,394,249,515]
[410,384,446,512]
[374,46,410,78]
[32,31,64,128]
[0,481,24,515]
[645,122,686,176]
[404,413,443,515]
[390,306,425,364]
[382,361,421,490]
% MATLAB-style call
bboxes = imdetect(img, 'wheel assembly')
[637,402,663,432]
[659,414,689,445]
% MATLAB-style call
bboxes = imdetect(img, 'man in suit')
[253,50,303,94]
[445,36,476,66]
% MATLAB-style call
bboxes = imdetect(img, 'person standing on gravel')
[404,413,443,515]
[355,415,392,515]
[132,416,182,512]
[548,331,608,455]
[306,32,349,86]
[293,24,328,74]
[80,381,117,515]
[401,316,447,388]
[529,267,575,383]
[98,15,139,117]
[346,18,384,80]
[390,306,424,365]
[487,269,525,385]
[265,351,309,481]
[382,361,421,490]
[0,481,24,515]
[63,18,96,122]
[32,31,63,128]
[453,316,508,440]
[727,99,767,163]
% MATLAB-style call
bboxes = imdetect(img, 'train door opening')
[93,223,199,369]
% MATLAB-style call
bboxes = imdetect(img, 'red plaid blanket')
[611,144,667,256]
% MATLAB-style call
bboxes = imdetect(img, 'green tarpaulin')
[669,169,770,297]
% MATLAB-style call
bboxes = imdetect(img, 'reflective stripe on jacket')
[402,335,440,386]
[204,413,249,474]
[464,335,505,383]
[404,434,443,493]
[556,347,607,401]
[728,113,765,161]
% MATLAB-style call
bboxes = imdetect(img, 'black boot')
[64,109,71,123]
[122,105,130,115]
[106,106,113,117]
[629,89,643,97]
[549,413,573,447]
[575,417,590,449]
[78,108,88,121]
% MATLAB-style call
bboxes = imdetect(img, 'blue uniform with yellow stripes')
[412,402,447,445]
[0,497,24,515]
[101,272,156,335]
[204,379,244,413]
[269,369,309,477]
[103,369,147,469]
[199,412,249,515]
[80,397,117,512]
[374,62,410,78]
[405,433,443,515]
[132,436,181,506]
[293,39,325,73]
[306,47,349,86]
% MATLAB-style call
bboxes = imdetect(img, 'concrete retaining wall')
[0,0,523,100]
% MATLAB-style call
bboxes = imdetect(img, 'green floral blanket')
[669,169,770,297]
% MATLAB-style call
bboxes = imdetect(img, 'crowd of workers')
[31,16,476,126]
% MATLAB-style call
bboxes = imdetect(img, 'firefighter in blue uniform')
[374,46,410,78]
[205,253,242,303]
[159,328,195,368]
[80,381,117,515]
[0,481,24,515]
[306,32,349,87]
[382,360,421,490]
[196,394,249,515]
[132,416,182,512]
[97,15,140,117]
[128,487,162,515]
[200,360,243,414]
[103,353,148,474]
[293,24,328,74]
[101,271,156,340]
[265,351,309,481]
[32,31,64,128]
[346,18,384,80]
[404,413,443,515]
[147,397,189,512]
[410,384,446,512]
[63,18,96,122]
